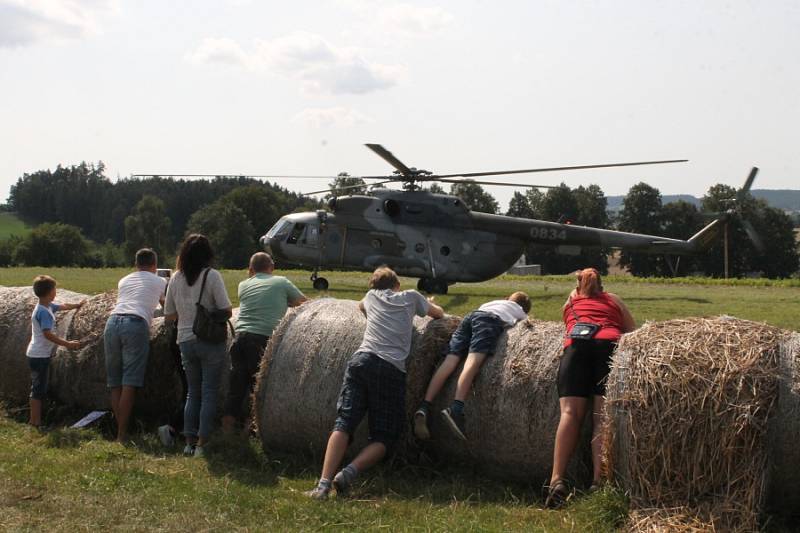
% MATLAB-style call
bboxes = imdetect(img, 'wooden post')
[724,222,729,279]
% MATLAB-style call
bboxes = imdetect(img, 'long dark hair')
[176,234,214,286]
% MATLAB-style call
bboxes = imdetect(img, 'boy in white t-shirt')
[104,248,167,443]
[414,291,531,441]
[26,275,86,428]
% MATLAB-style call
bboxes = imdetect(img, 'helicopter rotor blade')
[303,179,400,196]
[736,167,759,202]
[433,159,688,179]
[741,219,766,253]
[131,173,343,179]
[433,177,560,189]
[364,144,414,177]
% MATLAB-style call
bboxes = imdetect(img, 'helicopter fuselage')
[262,189,715,285]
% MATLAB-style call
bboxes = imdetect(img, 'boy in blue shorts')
[307,266,444,500]
[414,291,531,441]
[26,275,86,428]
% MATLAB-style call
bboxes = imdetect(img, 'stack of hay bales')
[603,317,800,531]
[0,286,86,405]
[253,298,460,455]
[48,291,186,416]
[426,319,591,485]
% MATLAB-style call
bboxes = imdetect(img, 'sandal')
[544,478,571,509]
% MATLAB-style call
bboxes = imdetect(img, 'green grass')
[0,412,628,532]
[1,268,799,530]
[1,267,799,330]
[0,212,31,240]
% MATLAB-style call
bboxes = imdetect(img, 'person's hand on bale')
[65,340,82,350]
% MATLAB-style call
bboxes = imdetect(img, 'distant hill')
[0,212,31,240]
[606,189,800,212]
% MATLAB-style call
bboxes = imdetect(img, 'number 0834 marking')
[529,227,567,240]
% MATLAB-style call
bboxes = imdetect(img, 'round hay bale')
[253,298,458,456]
[426,319,592,486]
[603,316,795,531]
[49,291,184,416]
[0,286,86,405]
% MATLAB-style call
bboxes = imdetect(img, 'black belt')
[237,331,269,341]
[113,313,145,321]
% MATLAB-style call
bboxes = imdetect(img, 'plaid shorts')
[333,351,406,446]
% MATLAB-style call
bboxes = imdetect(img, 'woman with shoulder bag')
[545,268,635,508]
[164,234,233,457]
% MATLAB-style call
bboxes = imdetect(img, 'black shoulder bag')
[567,297,601,341]
[192,268,231,344]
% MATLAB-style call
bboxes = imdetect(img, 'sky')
[1,0,798,210]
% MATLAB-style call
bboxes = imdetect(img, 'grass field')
[1,268,799,531]
[0,212,31,240]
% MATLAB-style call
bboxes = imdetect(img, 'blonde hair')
[369,266,400,290]
[575,268,603,297]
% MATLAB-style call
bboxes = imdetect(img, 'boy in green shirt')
[222,253,307,433]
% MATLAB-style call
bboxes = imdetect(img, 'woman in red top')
[545,268,635,508]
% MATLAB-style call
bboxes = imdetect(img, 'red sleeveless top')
[562,292,625,347]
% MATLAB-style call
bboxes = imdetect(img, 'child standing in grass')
[26,275,86,429]
[306,266,444,500]
[413,292,531,441]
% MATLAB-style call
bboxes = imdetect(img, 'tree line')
[1,164,798,277]
[2,162,318,268]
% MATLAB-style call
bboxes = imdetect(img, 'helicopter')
[135,145,762,293]
[255,145,762,293]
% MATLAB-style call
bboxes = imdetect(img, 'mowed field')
[1,268,799,531]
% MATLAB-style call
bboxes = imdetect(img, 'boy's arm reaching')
[58,300,87,311]
[43,330,82,350]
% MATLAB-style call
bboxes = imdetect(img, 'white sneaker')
[182,443,196,456]
[193,445,205,458]
[158,425,176,447]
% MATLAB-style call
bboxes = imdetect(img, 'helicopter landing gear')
[417,278,448,295]
[311,270,329,291]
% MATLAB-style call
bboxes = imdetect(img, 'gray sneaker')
[413,409,431,440]
[305,485,330,500]
[332,470,353,497]
[182,443,196,456]
[441,408,467,441]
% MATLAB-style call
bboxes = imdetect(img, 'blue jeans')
[179,339,226,440]
[104,314,150,388]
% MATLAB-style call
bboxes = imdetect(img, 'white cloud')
[185,37,250,68]
[336,0,453,36]
[0,0,118,48]
[187,31,404,95]
[292,106,373,128]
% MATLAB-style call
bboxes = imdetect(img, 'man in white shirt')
[103,248,167,443]
[414,291,531,442]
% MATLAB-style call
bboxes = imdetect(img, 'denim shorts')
[447,311,507,357]
[28,357,50,400]
[333,351,406,446]
[104,314,151,388]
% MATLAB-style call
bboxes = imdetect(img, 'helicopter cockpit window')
[287,223,306,244]
[266,219,291,239]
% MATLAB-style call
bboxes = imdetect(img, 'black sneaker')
[441,408,467,441]
[413,408,431,440]
[544,478,571,509]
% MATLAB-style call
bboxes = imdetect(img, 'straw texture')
[604,316,796,532]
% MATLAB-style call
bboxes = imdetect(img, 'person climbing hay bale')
[0,286,86,405]
[603,316,799,531]
[48,291,185,416]
[253,298,459,456]
[426,319,592,486]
